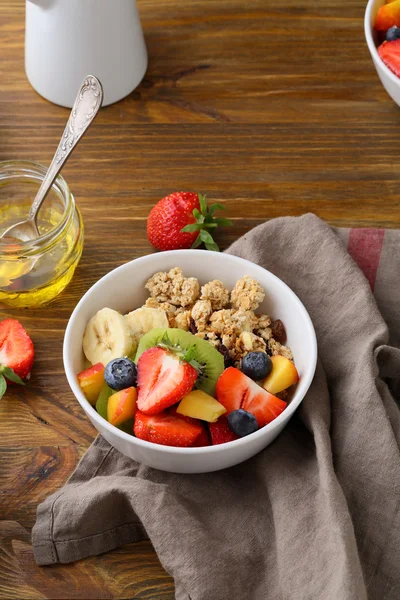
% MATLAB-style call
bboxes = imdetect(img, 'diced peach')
[177,389,226,423]
[261,355,299,395]
[107,387,137,427]
[77,362,105,405]
[375,0,400,31]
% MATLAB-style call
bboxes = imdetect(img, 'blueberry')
[386,26,400,42]
[104,358,137,390]
[241,352,272,380]
[228,409,258,437]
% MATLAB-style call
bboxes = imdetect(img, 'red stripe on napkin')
[347,229,385,292]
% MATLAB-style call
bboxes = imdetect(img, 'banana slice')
[83,307,133,365]
[125,307,168,350]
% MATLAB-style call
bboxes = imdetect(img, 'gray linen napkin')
[32,214,400,600]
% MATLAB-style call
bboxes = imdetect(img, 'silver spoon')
[1,75,103,243]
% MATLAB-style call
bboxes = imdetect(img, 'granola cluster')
[144,268,293,366]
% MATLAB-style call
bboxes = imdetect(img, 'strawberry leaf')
[205,241,220,252]
[203,222,218,229]
[200,230,214,243]
[209,203,226,216]
[181,223,203,232]
[199,194,208,214]
[191,234,202,249]
[181,195,232,252]
[213,217,233,227]
[0,365,25,385]
[0,374,6,399]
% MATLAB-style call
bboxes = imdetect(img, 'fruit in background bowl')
[373,1,400,78]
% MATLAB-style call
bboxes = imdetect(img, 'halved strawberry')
[134,410,203,447]
[0,319,34,399]
[209,416,239,445]
[137,347,198,414]
[216,367,287,427]
[378,39,400,77]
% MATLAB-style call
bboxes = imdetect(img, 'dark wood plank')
[0,0,399,598]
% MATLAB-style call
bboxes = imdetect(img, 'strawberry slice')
[0,319,34,399]
[378,40,400,77]
[137,347,198,414]
[216,367,287,427]
[169,404,211,445]
[209,416,239,445]
[134,410,203,447]
[192,425,212,446]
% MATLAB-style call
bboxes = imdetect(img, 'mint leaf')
[0,366,25,385]
[0,374,6,399]
[96,384,113,420]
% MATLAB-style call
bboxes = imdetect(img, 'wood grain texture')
[0,0,399,598]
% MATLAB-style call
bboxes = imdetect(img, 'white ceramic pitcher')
[25,0,148,107]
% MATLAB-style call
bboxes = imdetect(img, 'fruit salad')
[77,269,299,447]
[375,2,400,77]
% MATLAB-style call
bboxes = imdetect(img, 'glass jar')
[0,161,84,308]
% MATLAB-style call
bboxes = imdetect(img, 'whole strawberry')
[147,192,232,251]
[0,319,34,399]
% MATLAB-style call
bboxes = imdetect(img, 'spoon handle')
[28,75,103,222]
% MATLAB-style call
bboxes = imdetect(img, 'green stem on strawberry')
[180,194,232,251]
[157,333,203,372]
[0,365,25,399]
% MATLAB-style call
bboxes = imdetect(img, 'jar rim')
[0,160,75,255]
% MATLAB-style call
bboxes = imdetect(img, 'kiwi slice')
[135,328,224,396]
[96,383,113,420]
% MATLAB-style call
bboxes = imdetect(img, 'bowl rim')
[63,250,318,455]
[364,0,400,89]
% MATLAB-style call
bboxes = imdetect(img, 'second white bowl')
[365,0,400,106]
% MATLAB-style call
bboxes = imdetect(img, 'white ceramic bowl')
[63,250,317,473]
[365,0,400,106]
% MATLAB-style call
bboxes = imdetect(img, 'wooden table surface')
[1,0,399,598]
